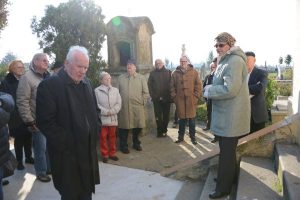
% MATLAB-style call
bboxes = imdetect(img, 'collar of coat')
[58,69,89,85]
[154,66,167,72]
[126,72,138,78]
[98,84,111,93]
[175,65,194,73]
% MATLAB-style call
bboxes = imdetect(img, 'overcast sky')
[0,0,296,65]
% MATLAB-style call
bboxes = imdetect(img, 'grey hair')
[66,45,89,62]
[99,71,110,81]
[180,55,191,64]
[30,53,47,68]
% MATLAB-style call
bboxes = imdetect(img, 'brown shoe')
[210,138,218,143]
[109,156,119,161]
[121,149,130,154]
[174,139,183,143]
[37,175,51,182]
[102,157,108,163]
[203,127,210,131]
[133,145,142,151]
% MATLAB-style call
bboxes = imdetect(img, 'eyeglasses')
[180,61,187,63]
[214,43,227,48]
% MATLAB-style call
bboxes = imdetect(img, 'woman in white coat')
[95,72,122,163]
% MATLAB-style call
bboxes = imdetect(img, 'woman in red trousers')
[94,72,122,163]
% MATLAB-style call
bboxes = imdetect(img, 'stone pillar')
[289,0,300,144]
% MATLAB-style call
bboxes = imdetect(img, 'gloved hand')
[203,85,212,98]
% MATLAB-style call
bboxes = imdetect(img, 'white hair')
[66,45,89,62]
[99,71,110,81]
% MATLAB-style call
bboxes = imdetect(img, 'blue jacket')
[0,92,14,165]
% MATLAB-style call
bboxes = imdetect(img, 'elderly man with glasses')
[170,55,202,145]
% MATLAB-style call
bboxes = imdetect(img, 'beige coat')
[117,72,150,129]
[16,67,50,123]
[170,65,202,119]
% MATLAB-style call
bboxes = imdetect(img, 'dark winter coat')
[0,92,14,166]
[0,73,25,133]
[148,66,172,103]
[36,70,100,196]
[248,67,269,123]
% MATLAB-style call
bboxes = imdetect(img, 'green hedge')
[196,103,207,122]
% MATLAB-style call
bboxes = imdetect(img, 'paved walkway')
[4,122,215,200]
[4,162,183,200]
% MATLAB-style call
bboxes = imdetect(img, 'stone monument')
[106,16,155,76]
[106,16,156,136]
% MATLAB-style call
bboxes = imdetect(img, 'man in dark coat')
[245,51,269,133]
[36,46,100,200]
[203,58,219,143]
[148,59,171,137]
[202,58,217,131]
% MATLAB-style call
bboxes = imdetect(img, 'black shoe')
[121,149,130,154]
[2,180,9,186]
[25,157,34,164]
[102,157,108,163]
[210,138,218,143]
[17,162,25,170]
[109,156,119,161]
[37,175,51,182]
[192,140,197,145]
[133,145,142,151]
[209,191,229,199]
[157,134,167,138]
[174,139,183,143]
[203,127,210,131]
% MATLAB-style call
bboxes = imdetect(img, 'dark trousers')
[118,128,142,150]
[216,136,239,193]
[61,192,91,200]
[250,116,265,134]
[153,101,171,135]
[10,126,33,163]
[206,100,212,129]
[173,109,178,124]
[178,118,196,142]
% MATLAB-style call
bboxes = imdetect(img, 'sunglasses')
[214,43,227,48]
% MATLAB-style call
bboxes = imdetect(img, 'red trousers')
[99,126,117,158]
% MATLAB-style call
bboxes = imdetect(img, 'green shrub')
[0,65,8,81]
[266,78,279,109]
[278,83,292,96]
[268,72,277,80]
[196,103,207,122]
[282,68,293,80]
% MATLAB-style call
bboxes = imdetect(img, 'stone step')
[275,143,300,200]
[199,167,231,200]
[237,156,282,200]
[175,180,203,200]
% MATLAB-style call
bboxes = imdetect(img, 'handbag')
[3,151,18,178]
